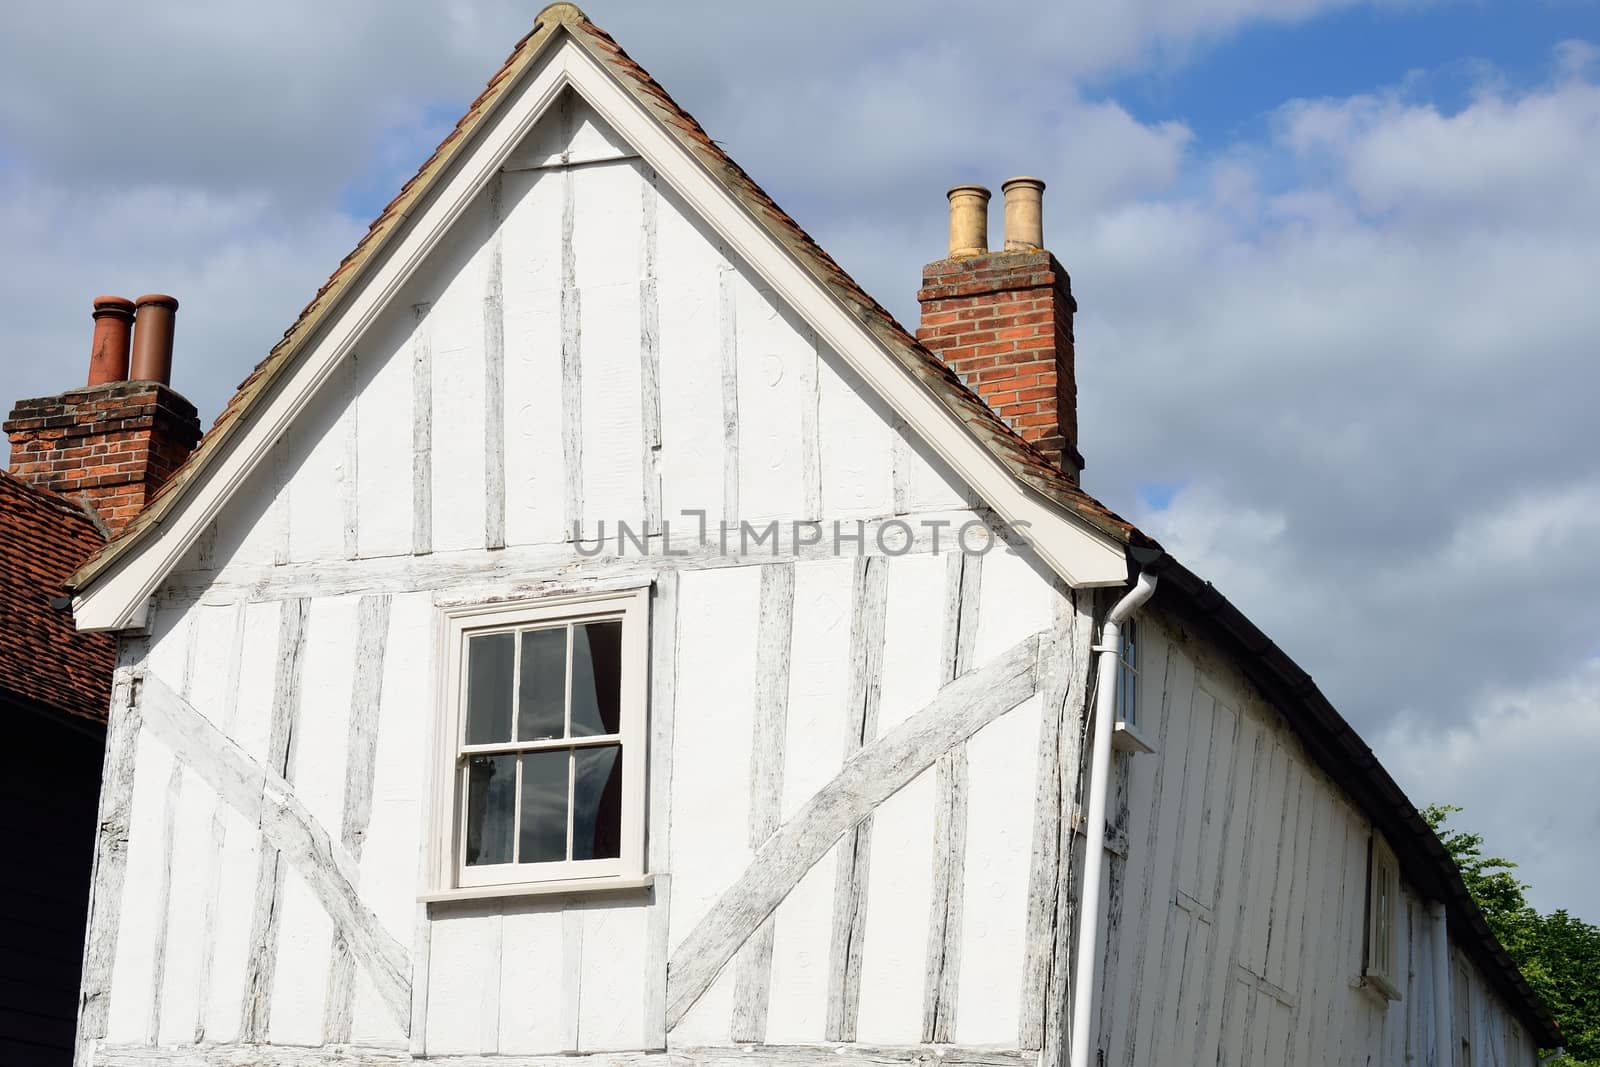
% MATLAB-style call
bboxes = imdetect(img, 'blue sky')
[2,0,1597,922]
[1112,1,1600,137]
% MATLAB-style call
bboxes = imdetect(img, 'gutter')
[1068,565,1159,1067]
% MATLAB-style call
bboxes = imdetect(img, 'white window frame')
[1364,833,1403,1000]
[427,586,649,898]
[1111,617,1155,754]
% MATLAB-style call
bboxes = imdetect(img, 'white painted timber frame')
[428,585,649,900]
[69,27,1126,632]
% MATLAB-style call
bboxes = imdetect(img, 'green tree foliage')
[1423,805,1600,1064]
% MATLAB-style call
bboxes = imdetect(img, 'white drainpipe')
[1068,568,1159,1067]
[1431,901,1452,1067]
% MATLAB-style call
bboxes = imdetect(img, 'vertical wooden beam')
[890,418,913,517]
[732,564,796,1043]
[411,302,434,556]
[323,594,393,1044]
[147,607,198,1044]
[1043,589,1094,1067]
[562,907,584,1053]
[719,248,740,528]
[343,350,361,561]
[923,549,982,1043]
[1020,581,1085,1056]
[639,164,664,532]
[76,667,144,1067]
[561,153,585,538]
[191,600,247,1043]
[800,331,822,522]
[241,597,310,1042]
[484,173,507,551]
[272,437,291,567]
[643,571,680,1049]
[825,556,888,1041]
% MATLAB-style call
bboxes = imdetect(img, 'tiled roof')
[0,471,115,725]
[69,1,1149,592]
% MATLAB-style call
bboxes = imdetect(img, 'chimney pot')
[1001,177,1045,251]
[130,293,179,385]
[87,296,135,386]
[946,184,991,258]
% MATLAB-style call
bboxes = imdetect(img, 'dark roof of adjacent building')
[57,2,1558,1046]
[0,471,115,726]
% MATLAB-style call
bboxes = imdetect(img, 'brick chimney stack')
[917,178,1083,479]
[5,294,201,536]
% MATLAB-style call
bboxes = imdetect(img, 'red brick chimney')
[916,178,1083,480]
[5,294,201,536]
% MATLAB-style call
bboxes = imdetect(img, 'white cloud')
[1378,659,1600,915]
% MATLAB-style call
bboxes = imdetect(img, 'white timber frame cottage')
[59,5,1558,1066]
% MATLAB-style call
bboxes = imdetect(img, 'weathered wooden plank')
[732,564,796,1043]
[561,152,584,536]
[190,601,247,1043]
[666,633,1041,1029]
[411,302,434,556]
[922,550,982,1044]
[92,1042,1038,1066]
[272,436,292,566]
[719,249,740,526]
[800,330,822,521]
[639,164,663,531]
[144,606,201,1046]
[323,594,393,1044]
[75,670,143,1067]
[826,556,889,1042]
[1041,588,1093,1067]
[562,907,584,1052]
[1120,623,1193,1067]
[1201,709,1266,1063]
[343,350,361,561]
[890,418,913,517]
[484,174,507,551]
[146,761,184,1046]
[239,597,309,1041]
[643,570,680,1049]
[174,512,1000,604]
[1019,582,1078,1054]
[136,671,411,1034]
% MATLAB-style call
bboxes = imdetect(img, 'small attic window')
[1112,618,1154,753]
[1363,834,1402,1001]
[427,587,650,900]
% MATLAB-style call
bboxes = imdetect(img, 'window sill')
[1351,973,1402,1004]
[421,873,654,905]
[1113,719,1156,754]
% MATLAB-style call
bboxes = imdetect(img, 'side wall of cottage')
[1087,607,1542,1067]
[78,90,1091,1066]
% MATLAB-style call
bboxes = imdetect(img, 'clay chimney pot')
[130,293,180,385]
[1001,177,1046,251]
[87,296,136,386]
[946,184,991,258]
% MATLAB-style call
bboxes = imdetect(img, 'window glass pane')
[518,627,567,741]
[572,744,623,860]
[519,750,570,863]
[465,633,514,744]
[570,621,623,737]
[464,754,515,866]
